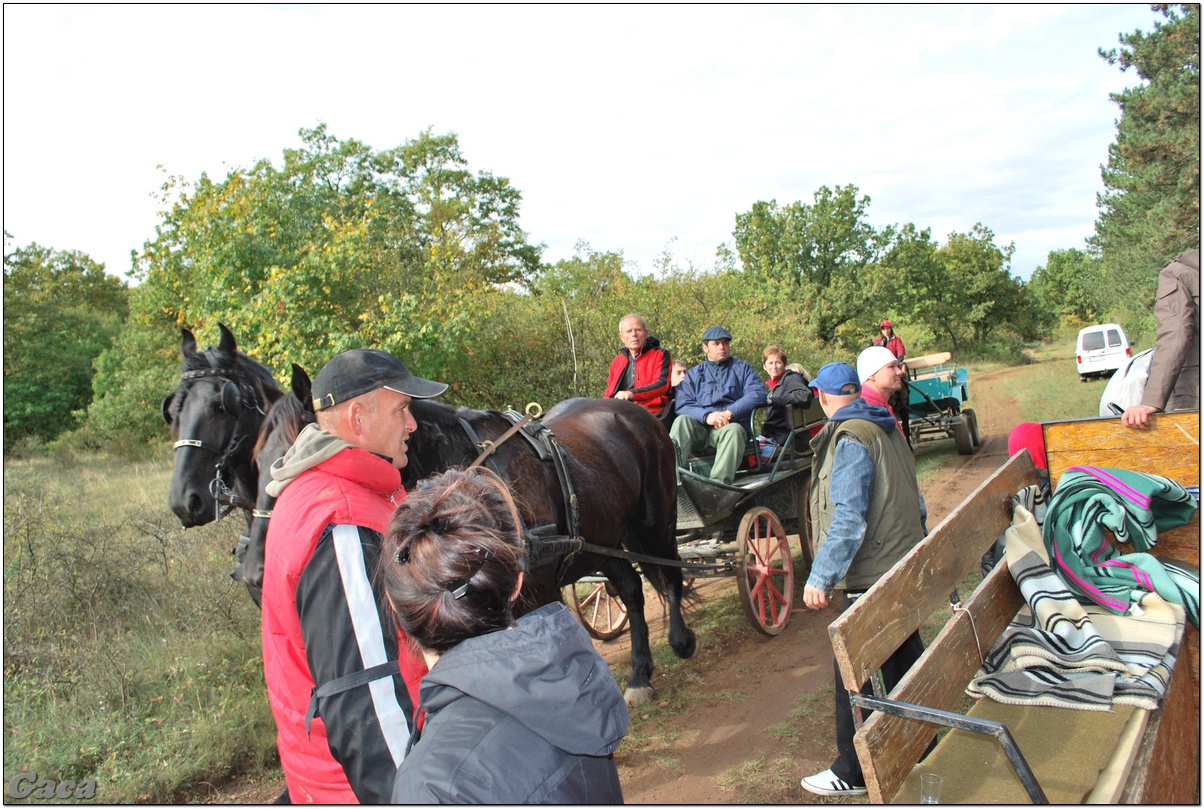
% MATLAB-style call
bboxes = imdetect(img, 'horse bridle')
[173,367,267,523]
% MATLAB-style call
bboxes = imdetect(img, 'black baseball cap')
[312,349,448,411]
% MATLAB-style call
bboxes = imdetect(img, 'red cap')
[879,320,892,329]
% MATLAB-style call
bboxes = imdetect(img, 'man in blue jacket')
[800,362,929,798]
[670,326,768,484]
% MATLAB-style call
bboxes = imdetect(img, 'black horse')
[403,396,697,706]
[162,324,282,529]
[238,364,316,607]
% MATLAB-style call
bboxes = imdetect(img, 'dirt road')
[205,365,1025,804]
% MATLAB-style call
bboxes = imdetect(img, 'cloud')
[3,4,1161,282]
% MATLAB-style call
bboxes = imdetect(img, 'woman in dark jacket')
[759,345,814,449]
[380,468,628,804]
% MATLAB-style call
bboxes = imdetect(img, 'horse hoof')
[624,687,655,707]
[672,629,698,660]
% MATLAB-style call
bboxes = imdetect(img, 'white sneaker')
[800,768,868,797]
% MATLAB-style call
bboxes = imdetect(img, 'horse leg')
[600,556,655,707]
[660,563,697,661]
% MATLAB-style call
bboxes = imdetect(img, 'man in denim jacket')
[799,362,929,798]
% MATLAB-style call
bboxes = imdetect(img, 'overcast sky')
[4,4,1162,283]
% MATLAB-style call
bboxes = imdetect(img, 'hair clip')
[395,546,410,564]
[473,547,495,562]
[447,579,472,599]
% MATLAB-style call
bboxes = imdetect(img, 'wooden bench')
[827,411,1200,803]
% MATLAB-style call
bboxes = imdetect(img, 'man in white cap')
[670,326,767,485]
[857,345,907,438]
[261,348,448,804]
[800,362,929,797]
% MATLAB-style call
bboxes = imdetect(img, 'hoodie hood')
[828,397,898,434]
[420,602,628,756]
[265,422,353,497]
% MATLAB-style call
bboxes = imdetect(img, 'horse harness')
[456,406,733,579]
[172,362,268,523]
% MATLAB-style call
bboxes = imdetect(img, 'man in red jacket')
[261,349,447,803]
[605,313,672,416]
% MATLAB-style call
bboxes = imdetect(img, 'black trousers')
[829,592,927,786]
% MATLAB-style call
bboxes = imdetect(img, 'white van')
[1075,323,1133,382]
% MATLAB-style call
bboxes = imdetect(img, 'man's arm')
[1127,265,1197,428]
[804,439,874,609]
[725,361,769,423]
[297,524,420,803]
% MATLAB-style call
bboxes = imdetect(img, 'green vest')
[808,416,925,591]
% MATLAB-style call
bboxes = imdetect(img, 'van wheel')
[1079,375,1088,383]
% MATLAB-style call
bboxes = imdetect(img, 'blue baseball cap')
[812,363,861,395]
[702,326,732,342]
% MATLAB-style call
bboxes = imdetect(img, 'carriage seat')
[684,401,822,478]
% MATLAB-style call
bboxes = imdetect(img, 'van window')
[1107,329,1122,347]
[1083,332,1105,351]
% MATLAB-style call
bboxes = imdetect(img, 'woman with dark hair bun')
[380,468,628,804]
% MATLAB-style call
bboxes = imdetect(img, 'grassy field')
[3,452,277,803]
[1,336,1121,803]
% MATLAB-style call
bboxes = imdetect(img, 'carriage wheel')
[563,579,629,641]
[736,506,794,636]
[964,408,980,447]
[953,415,975,454]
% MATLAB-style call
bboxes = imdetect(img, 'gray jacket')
[392,602,628,804]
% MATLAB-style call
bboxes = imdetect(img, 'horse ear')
[291,364,313,410]
[162,393,176,426]
[217,323,237,355]
[180,328,197,358]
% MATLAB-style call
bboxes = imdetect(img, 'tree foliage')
[3,235,129,444]
[86,126,543,442]
[1093,3,1200,307]
[1027,248,1107,325]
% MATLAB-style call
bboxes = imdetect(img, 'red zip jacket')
[262,440,426,804]
[605,337,671,414]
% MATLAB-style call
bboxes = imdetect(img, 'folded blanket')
[1042,466,1199,628]
[968,504,1186,711]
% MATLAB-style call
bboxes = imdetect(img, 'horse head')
[162,324,282,527]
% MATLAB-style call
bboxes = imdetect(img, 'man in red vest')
[261,349,447,803]
[605,313,672,416]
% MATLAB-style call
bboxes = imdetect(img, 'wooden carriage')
[829,411,1200,803]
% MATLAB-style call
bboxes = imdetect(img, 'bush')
[3,456,276,803]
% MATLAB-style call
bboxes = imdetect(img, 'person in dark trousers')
[800,363,929,798]
[381,468,628,804]
[260,349,448,803]
[1123,248,1200,429]
[658,359,689,430]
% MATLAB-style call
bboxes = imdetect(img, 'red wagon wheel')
[563,579,629,640]
[736,506,794,636]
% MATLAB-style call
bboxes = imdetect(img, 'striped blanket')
[1043,466,1199,628]
[968,504,1186,711]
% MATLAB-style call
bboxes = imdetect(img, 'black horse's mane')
[252,393,314,465]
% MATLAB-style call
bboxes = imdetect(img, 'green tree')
[87,125,542,443]
[1027,248,1107,325]
[732,185,886,343]
[1093,4,1200,306]
[3,235,129,446]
